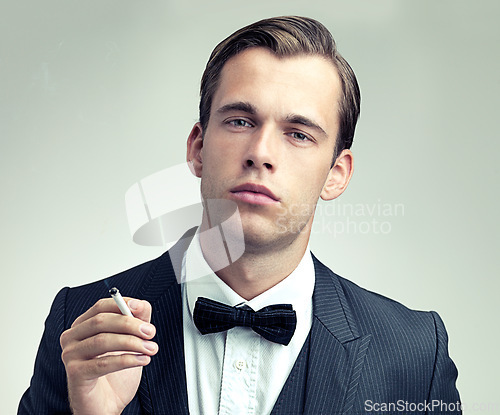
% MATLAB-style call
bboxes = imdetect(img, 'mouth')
[230,183,279,205]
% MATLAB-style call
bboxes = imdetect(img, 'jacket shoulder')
[313,256,439,343]
[63,250,174,326]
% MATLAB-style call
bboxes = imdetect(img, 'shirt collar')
[184,230,315,318]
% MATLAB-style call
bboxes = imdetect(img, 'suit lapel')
[135,229,197,414]
[303,256,371,414]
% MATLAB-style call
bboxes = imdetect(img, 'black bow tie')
[193,296,297,345]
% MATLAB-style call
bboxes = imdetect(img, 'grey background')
[2,0,499,413]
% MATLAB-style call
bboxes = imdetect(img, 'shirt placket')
[218,327,260,415]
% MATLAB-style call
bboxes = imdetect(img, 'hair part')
[199,16,360,162]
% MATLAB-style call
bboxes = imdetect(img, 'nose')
[244,127,277,171]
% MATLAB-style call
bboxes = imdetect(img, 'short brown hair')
[199,16,360,160]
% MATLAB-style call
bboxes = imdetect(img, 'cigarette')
[109,287,133,317]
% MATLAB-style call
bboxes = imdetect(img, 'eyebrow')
[216,101,257,115]
[285,114,327,137]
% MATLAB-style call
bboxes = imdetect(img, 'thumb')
[126,298,153,323]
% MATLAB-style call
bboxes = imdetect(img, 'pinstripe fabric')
[265,255,460,415]
[311,255,460,414]
[427,312,462,406]
[271,333,311,415]
[283,256,369,415]
[19,233,460,414]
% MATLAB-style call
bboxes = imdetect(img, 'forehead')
[211,48,342,136]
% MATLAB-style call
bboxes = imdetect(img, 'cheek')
[203,136,236,164]
[298,163,331,195]
[201,145,223,173]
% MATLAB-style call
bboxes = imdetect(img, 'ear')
[186,122,204,178]
[320,149,354,201]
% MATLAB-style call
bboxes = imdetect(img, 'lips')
[230,183,279,205]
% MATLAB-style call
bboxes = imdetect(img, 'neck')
[199,225,311,300]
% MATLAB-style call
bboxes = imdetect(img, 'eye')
[289,131,312,142]
[227,119,253,128]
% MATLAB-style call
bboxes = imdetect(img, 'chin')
[240,228,296,255]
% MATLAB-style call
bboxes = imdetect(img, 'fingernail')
[128,299,140,310]
[140,323,154,336]
[136,355,149,363]
[143,341,157,352]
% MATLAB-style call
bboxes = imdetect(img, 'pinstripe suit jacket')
[19,234,460,414]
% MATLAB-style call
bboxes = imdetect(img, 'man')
[19,16,460,414]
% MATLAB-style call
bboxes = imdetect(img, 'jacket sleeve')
[426,311,461,414]
[18,287,72,415]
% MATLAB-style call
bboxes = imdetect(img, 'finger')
[126,299,152,323]
[65,353,151,381]
[62,332,158,361]
[61,313,156,347]
[71,297,152,328]
[71,298,131,328]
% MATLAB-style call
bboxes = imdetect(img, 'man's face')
[188,47,351,254]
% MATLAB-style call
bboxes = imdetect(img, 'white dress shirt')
[182,231,315,415]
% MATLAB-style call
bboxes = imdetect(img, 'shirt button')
[234,360,246,371]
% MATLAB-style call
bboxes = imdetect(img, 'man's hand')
[60,297,158,415]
